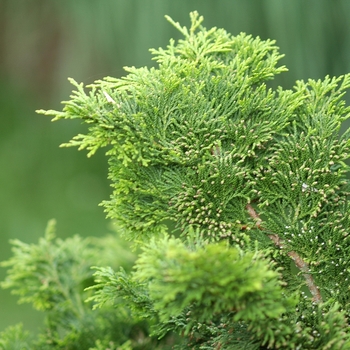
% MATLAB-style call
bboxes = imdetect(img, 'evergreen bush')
[2,11,350,349]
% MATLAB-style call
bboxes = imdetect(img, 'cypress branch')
[3,10,350,349]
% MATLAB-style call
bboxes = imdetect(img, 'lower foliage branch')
[246,203,322,303]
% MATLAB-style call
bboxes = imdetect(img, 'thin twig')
[246,203,262,228]
[246,204,322,303]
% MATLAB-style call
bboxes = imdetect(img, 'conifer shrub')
[2,11,350,349]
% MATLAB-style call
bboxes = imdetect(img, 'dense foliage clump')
[2,12,350,349]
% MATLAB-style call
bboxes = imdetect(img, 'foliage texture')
[3,11,350,349]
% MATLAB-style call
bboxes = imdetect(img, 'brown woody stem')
[246,204,322,303]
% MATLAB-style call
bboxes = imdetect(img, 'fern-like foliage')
[0,221,176,349]
[2,11,350,349]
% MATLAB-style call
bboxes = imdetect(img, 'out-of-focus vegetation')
[1,0,350,335]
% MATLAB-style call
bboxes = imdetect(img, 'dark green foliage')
[3,11,350,349]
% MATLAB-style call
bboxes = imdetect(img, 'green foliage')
[0,324,32,350]
[133,238,290,323]
[0,221,175,349]
[87,237,350,349]
[3,11,350,349]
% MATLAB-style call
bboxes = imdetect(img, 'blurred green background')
[1,0,350,334]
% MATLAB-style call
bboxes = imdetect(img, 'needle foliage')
[2,11,350,349]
